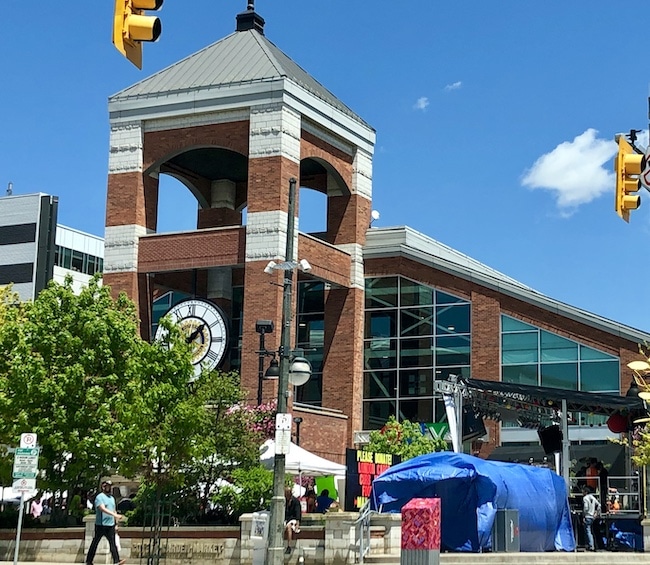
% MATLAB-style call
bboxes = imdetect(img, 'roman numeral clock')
[155,298,229,380]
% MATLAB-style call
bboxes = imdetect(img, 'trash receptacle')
[491,509,519,552]
[251,511,270,565]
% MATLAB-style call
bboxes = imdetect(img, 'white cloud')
[413,97,429,111]
[444,81,462,91]
[521,128,618,212]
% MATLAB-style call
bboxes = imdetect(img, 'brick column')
[240,104,301,403]
[104,121,158,320]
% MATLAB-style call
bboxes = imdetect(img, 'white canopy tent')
[259,439,346,476]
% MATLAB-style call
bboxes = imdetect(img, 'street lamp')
[255,320,278,405]
[265,177,313,565]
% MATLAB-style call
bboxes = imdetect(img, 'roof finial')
[236,1,265,34]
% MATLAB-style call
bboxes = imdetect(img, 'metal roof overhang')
[465,378,644,417]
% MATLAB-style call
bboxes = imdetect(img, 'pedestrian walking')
[86,480,126,565]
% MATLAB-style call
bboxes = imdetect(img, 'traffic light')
[614,134,642,222]
[113,0,163,69]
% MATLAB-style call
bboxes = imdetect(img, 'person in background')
[284,487,301,555]
[85,480,125,565]
[582,485,601,551]
[315,489,337,513]
[30,497,42,519]
[305,489,317,513]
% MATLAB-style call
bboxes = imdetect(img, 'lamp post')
[265,177,312,565]
[255,320,277,405]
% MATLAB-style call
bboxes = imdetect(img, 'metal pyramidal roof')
[110,29,370,128]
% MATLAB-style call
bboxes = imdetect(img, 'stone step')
[362,551,650,565]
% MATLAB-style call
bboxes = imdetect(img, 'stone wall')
[0,512,400,565]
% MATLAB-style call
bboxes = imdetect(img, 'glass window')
[435,290,466,305]
[400,307,434,337]
[54,245,61,266]
[399,399,433,423]
[71,250,84,272]
[298,315,324,347]
[62,247,72,269]
[502,315,536,332]
[436,304,470,335]
[541,363,578,390]
[580,361,620,392]
[299,281,324,313]
[363,400,396,429]
[435,366,471,381]
[365,277,398,309]
[401,279,434,307]
[364,339,397,370]
[399,369,434,397]
[502,332,538,364]
[364,371,397,398]
[435,335,470,366]
[87,257,97,276]
[296,373,322,406]
[541,331,578,362]
[580,345,616,361]
[400,337,434,368]
[503,364,538,386]
[366,310,397,338]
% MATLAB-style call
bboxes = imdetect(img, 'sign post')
[12,433,38,565]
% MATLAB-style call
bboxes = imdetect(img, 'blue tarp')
[370,452,575,553]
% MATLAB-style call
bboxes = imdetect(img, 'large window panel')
[502,332,538,364]
[436,304,470,335]
[366,310,397,339]
[365,277,398,309]
[363,400,397,429]
[502,315,536,332]
[298,315,324,347]
[436,290,466,305]
[399,399,433,423]
[401,279,434,307]
[541,331,578,362]
[400,307,434,337]
[541,362,578,390]
[580,361,620,392]
[364,371,397,398]
[503,364,538,386]
[580,345,617,361]
[399,369,434,397]
[299,281,324,312]
[435,335,470,366]
[400,337,434,368]
[365,338,397,370]
[435,366,471,381]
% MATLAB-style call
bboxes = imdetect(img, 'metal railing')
[354,501,374,564]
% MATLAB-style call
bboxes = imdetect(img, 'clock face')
[155,299,228,380]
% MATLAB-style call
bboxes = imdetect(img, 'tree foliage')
[0,278,268,522]
[366,416,447,460]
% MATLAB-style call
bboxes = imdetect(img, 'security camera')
[256,320,274,334]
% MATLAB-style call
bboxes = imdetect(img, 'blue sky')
[1,1,649,332]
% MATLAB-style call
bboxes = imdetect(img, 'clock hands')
[186,323,206,344]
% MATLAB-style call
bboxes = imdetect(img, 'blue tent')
[370,452,575,552]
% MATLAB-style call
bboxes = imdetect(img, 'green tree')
[0,278,141,505]
[366,416,447,461]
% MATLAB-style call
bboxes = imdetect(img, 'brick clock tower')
[103,5,375,457]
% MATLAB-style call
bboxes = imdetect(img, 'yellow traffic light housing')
[614,135,642,222]
[113,0,163,69]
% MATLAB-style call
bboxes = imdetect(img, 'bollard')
[401,498,440,565]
